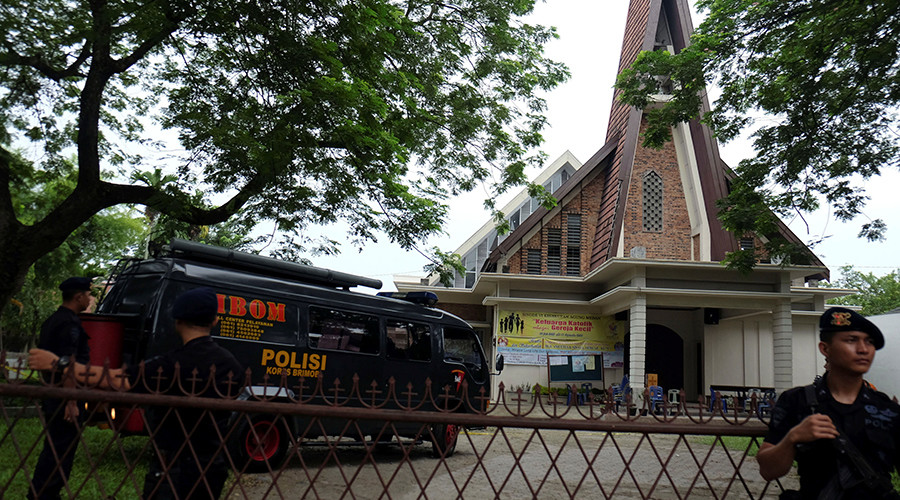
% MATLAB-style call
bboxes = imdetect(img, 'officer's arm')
[757,413,839,480]
[28,348,130,390]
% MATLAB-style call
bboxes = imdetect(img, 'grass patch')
[694,435,900,492]
[0,417,150,498]
[694,435,760,457]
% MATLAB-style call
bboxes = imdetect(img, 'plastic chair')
[566,385,578,406]
[756,389,776,416]
[709,387,728,413]
[648,385,664,414]
[667,389,681,415]
[581,383,592,405]
[613,375,631,410]
[566,383,594,405]
[669,389,681,409]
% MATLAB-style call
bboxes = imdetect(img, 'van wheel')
[430,423,459,457]
[231,415,290,472]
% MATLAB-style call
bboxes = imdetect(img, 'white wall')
[791,316,821,387]
[865,312,900,399]
[704,313,820,391]
[704,321,746,386]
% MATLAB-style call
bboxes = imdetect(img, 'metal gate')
[1,352,788,499]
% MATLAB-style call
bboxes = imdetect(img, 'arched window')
[643,171,663,232]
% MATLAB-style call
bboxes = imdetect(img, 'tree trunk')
[0,226,40,336]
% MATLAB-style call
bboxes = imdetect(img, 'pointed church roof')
[599,0,735,265]
[484,0,826,280]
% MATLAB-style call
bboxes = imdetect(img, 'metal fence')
[0,351,789,499]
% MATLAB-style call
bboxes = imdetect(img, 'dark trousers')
[28,399,80,500]
[142,449,228,500]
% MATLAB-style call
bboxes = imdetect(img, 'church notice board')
[547,354,603,383]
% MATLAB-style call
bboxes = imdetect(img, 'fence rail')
[1,352,788,499]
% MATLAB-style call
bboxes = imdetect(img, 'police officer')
[758,307,900,499]
[29,277,93,500]
[132,287,244,499]
[29,287,244,499]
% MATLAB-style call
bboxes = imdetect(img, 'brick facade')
[506,114,694,275]
[507,169,611,277]
[621,117,693,260]
[436,303,490,324]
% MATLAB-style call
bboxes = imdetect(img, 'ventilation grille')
[642,171,663,232]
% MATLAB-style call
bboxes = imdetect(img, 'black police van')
[92,239,498,469]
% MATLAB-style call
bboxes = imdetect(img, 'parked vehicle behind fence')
[83,239,499,470]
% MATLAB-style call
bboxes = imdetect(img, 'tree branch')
[0,40,90,81]
[110,23,180,73]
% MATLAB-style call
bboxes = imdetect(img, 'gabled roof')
[455,151,581,262]
[488,135,619,261]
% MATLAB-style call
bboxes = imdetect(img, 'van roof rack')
[375,291,438,306]
[165,239,383,290]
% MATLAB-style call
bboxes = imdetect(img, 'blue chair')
[581,383,593,404]
[566,383,594,405]
[756,389,775,416]
[709,387,728,413]
[613,375,631,410]
[566,384,578,406]
[648,385,664,414]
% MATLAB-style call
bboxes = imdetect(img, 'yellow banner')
[497,336,543,349]
[544,339,611,352]
[497,311,624,353]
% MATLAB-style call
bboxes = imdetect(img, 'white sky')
[308,0,900,291]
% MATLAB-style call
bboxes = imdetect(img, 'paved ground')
[223,426,799,499]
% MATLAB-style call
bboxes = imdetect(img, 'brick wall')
[507,171,608,277]
[436,303,490,323]
[504,114,695,275]
[621,117,693,260]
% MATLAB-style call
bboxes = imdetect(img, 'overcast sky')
[307,1,900,291]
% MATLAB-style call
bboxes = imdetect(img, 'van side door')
[383,318,434,405]
[439,326,490,410]
[306,305,383,404]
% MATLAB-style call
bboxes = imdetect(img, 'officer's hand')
[28,348,59,371]
[788,413,839,444]
[64,400,80,423]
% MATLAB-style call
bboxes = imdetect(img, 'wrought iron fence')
[0,351,790,499]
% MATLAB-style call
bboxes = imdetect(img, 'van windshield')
[443,328,487,382]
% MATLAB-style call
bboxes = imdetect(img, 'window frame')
[385,319,432,362]
[308,305,380,355]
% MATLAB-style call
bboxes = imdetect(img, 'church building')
[395,0,847,401]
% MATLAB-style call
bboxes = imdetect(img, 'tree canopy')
[0,0,568,309]
[616,0,900,269]
[826,266,900,316]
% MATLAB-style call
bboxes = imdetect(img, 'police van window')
[443,327,486,382]
[309,307,379,354]
[386,320,431,361]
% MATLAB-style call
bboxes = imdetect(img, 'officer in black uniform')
[758,307,900,499]
[28,287,245,499]
[29,277,93,500]
[127,287,244,499]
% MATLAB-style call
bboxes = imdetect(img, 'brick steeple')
[484,0,826,280]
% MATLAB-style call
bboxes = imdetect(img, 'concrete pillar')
[629,293,647,394]
[772,299,793,393]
